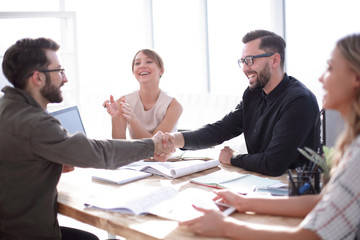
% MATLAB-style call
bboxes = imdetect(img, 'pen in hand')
[103,100,111,108]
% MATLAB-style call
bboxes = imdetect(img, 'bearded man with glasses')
[165,29,320,177]
[0,38,174,239]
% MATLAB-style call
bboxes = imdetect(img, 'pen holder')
[288,168,321,196]
[295,166,321,193]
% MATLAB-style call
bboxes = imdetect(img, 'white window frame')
[0,11,79,111]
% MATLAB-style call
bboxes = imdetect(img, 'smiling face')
[320,46,360,117]
[132,51,164,85]
[241,38,273,91]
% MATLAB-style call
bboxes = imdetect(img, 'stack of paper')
[167,148,217,161]
[121,159,220,178]
[91,169,151,185]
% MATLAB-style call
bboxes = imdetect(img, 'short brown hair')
[2,38,60,89]
[242,30,286,69]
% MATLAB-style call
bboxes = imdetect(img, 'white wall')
[61,0,279,139]
[1,0,359,140]
[286,0,360,108]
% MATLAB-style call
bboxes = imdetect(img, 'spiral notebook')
[190,171,281,194]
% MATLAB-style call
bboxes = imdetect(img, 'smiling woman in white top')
[104,49,182,139]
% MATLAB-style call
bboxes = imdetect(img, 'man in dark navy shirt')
[164,30,319,176]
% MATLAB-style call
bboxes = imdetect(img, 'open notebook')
[50,106,86,135]
[190,171,282,194]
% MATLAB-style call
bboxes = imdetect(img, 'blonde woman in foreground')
[180,33,360,240]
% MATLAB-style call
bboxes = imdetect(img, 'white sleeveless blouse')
[124,90,177,139]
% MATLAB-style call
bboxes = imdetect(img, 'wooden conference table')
[57,163,303,240]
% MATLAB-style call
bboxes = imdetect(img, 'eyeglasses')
[39,68,65,78]
[238,53,275,68]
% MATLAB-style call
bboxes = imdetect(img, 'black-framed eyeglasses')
[39,68,65,77]
[238,53,275,68]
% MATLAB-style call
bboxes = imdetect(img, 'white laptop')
[50,106,86,135]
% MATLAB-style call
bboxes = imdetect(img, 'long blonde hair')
[331,34,360,175]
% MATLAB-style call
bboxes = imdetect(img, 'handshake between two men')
[153,131,233,165]
[152,131,185,162]
[151,131,177,161]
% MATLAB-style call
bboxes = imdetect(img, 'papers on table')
[120,159,220,178]
[91,148,220,184]
[91,169,151,185]
[84,186,235,221]
[166,148,217,161]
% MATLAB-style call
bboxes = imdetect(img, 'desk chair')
[322,109,344,147]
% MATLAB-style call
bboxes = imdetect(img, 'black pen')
[103,100,111,108]
[299,164,306,179]
[288,169,298,195]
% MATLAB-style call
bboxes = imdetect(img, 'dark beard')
[40,74,63,103]
[249,64,271,91]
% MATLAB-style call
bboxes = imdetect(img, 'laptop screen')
[50,106,86,135]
